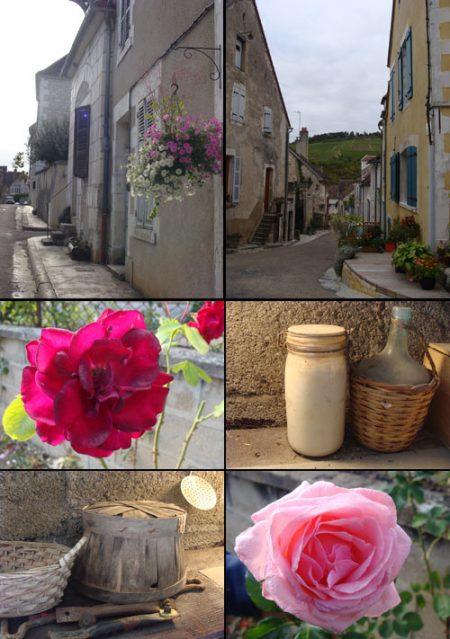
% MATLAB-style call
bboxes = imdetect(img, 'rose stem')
[176,400,207,469]
[153,330,177,469]
[99,458,109,470]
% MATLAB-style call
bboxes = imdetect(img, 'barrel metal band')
[286,343,345,355]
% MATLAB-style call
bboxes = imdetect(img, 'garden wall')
[0,325,224,469]
[226,301,450,429]
[0,470,224,550]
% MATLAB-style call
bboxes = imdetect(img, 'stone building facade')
[226,0,291,245]
[383,0,450,246]
[29,56,71,214]
[53,0,223,295]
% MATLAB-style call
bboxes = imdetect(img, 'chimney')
[296,127,309,160]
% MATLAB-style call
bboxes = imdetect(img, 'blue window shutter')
[407,147,417,207]
[398,52,404,111]
[406,29,413,99]
[390,155,399,202]
[390,69,395,121]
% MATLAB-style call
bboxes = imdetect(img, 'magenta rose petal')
[70,322,107,361]
[36,421,66,446]
[112,385,170,432]
[363,582,401,617]
[21,366,55,424]
[26,340,40,366]
[40,328,73,350]
[100,310,146,339]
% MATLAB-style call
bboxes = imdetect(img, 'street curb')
[20,206,49,232]
[27,236,57,299]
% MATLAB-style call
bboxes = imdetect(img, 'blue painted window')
[405,29,413,99]
[406,146,417,207]
[74,106,90,179]
[390,153,400,203]
[390,69,395,121]
[397,29,413,111]
[397,51,404,111]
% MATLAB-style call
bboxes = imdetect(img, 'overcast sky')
[0,0,84,168]
[256,0,393,139]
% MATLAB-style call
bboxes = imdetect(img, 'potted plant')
[436,241,450,268]
[400,215,421,240]
[361,224,383,253]
[413,255,442,290]
[392,241,431,275]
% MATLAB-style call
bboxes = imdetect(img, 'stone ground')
[0,204,37,298]
[226,232,340,298]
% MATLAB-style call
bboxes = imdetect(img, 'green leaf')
[183,324,209,354]
[342,633,366,639]
[245,618,294,639]
[416,594,426,609]
[245,572,282,613]
[392,603,406,617]
[408,483,424,503]
[392,619,409,637]
[430,570,442,589]
[433,594,450,621]
[403,612,423,631]
[379,620,393,638]
[171,360,212,386]
[400,590,412,604]
[156,318,181,345]
[213,400,224,417]
[411,514,428,528]
[411,583,422,593]
[3,395,36,441]
[430,505,444,517]
[294,629,332,639]
[444,573,450,589]
[425,519,447,537]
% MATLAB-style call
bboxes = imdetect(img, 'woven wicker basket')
[350,350,440,453]
[0,537,86,618]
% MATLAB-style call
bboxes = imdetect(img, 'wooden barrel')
[73,500,187,603]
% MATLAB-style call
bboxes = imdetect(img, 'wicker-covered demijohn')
[350,350,440,453]
[0,538,85,618]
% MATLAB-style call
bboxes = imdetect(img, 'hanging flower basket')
[127,97,222,218]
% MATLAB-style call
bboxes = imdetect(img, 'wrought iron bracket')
[175,46,222,87]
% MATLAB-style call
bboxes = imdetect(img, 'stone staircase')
[251,213,280,245]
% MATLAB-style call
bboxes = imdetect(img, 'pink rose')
[21,309,172,458]
[235,481,411,633]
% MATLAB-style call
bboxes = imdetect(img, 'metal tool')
[48,610,179,639]
[0,614,55,639]
[56,603,166,627]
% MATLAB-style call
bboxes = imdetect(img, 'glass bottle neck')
[383,318,409,356]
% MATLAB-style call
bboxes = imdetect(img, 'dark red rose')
[21,309,172,458]
[188,301,224,343]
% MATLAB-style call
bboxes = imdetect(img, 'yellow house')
[385,0,450,246]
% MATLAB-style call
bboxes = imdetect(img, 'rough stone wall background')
[226,301,450,428]
[0,471,224,550]
[0,326,224,468]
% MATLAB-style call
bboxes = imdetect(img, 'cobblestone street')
[226,232,339,298]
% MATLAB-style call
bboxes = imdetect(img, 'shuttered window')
[397,50,404,111]
[236,36,244,69]
[231,84,246,123]
[120,0,131,48]
[405,29,413,100]
[136,98,155,229]
[232,156,241,204]
[263,107,273,134]
[390,69,395,121]
[74,106,90,179]
[406,146,417,207]
[390,153,400,203]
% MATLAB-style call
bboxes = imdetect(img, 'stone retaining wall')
[0,470,224,550]
[226,301,450,428]
[0,325,224,468]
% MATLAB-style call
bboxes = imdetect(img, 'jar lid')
[84,500,186,520]
[392,307,412,322]
[286,324,346,353]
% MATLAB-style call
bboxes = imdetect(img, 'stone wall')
[0,470,224,550]
[0,325,224,468]
[226,301,450,428]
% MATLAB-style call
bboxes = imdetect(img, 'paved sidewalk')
[28,236,140,299]
[343,252,450,299]
[18,205,49,232]
[228,230,330,254]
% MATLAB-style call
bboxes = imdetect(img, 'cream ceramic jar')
[284,324,347,457]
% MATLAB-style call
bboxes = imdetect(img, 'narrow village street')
[0,204,37,298]
[226,232,339,299]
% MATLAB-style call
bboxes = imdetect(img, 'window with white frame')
[231,84,246,123]
[263,106,273,134]
[135,97,156,230]
[120,0,132,49]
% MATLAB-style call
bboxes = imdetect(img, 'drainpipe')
[284,126,293,240]
[425,0,436,247]
[100,4,114,264]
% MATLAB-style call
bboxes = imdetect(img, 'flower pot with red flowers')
[361,225,384,253]
[413,255,442,290]
[400,215,421,240]
[392,241,432,277]
[385,242,396,253]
